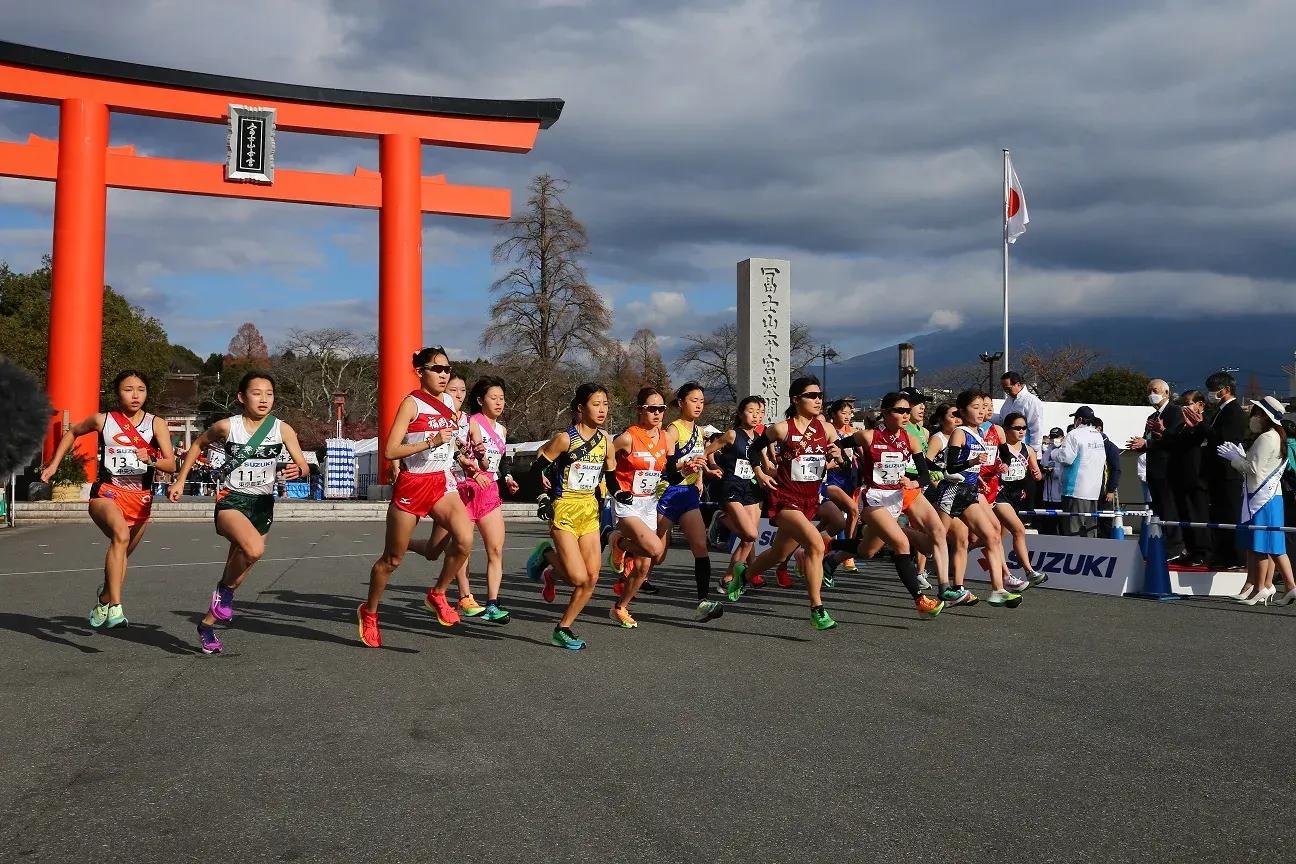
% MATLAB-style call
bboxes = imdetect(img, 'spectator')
[1054,406,1107,537]
[994,371,1043,452]
[1283,407,1296,534]
[1166,390,1212,565]
[1091,417,1123,537]
[1038,426,1066,535]
[1127,379,1186,560]
[1203,372,1246,570]
[1215,396,1296,604]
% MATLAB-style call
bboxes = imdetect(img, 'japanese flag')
[1005,155,1029,244]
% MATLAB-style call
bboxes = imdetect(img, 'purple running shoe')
[209,584,235,622]
[197,624,223,654]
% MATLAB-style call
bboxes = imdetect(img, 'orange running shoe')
[915,595,945,619]
[609,604,638,628]
[424,589,461,627]
[357,603,381,648]
[608,537,626,574]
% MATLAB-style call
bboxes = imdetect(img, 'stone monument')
[736,258,790,413]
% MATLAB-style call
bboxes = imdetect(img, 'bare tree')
[675,320,816,403]
[1018,344,1102,400]
[276,328,378,425]
[627,328,670,392]
[923,361,988,395]
[483,175,612,366]
[227,322,269,362]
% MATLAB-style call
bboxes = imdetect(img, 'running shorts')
[459,478,503,523]
[995,480,1029,509]
[719,479,760,507]
[824,470,857,496]
[657,485,701,523]
[92,481,153,527]
[552,495,600,538]
[392,470,452,518]
[937,482,979,518]
[863,487,905,518]
[613,494,659,528]
[215,489,274,535]
[766,487,820,521]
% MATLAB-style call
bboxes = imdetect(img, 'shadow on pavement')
[0,612,102,654]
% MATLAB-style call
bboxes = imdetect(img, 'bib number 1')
[791,455,825,483]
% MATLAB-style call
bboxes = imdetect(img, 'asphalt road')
[1,518,1292,863]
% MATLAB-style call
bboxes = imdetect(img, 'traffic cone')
[1125,519,1179,601]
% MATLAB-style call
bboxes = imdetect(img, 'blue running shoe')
[552,627,586,650]
[527,540,553,583]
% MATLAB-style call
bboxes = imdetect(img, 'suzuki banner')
[998,535,1143,597]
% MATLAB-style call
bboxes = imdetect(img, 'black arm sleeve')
[910,450,935,488]
[835,434,864,450]
[746,434,773,464]
[943,440,978,475]
[529,453,555,486]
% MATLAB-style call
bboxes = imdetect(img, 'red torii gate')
[0,41,562,481]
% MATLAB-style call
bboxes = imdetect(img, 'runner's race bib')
[632,469,663,496]
[734,458,754,480]
[873,451,907,486]
[484,452,502,475]
[566,461,601,492]
[105,445,146,476]
[1003,460,1027,482]
[791,455,826,483]
[232,458,276,489]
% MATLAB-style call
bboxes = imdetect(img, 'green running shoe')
[726,564,746,602]
[88,602,111,629]
[811,606,837,630]
[552,627,586,650]
[694,599,723,622]
[526,540,553,584]
[988,589,1023,608]
[822,552,841,588]
[105,604,128,628]
[481,603,511,624]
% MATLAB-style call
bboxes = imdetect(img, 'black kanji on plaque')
[237,116,266,172]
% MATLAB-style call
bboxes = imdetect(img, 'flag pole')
[1002,148,1010,374]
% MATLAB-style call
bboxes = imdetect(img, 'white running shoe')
[1004,575,1029,592]
[916,572,932,591]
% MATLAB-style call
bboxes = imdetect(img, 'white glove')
[1215,442,1246,464]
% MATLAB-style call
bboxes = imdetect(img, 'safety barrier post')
[1125,517,1179,601]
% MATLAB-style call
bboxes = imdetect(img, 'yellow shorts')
[551,495,600,538]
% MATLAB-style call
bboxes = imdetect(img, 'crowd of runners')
[40,347,1058,654]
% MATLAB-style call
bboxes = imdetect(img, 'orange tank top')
[614,425,668,497]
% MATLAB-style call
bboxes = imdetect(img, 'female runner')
[168,371,310,653]
[653,382,723,622]
[924,402,978,605]
[707,396,767,594]
[933,390,1021,608]
[823,398,861,573]
[41,370,177,628]
[730,376,838,630]
[357,348,476,647]
[823,391,946,618]
[604,387,670,628]
[524,383,612,650]
[995,411,1046,588]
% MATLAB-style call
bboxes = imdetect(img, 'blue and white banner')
[998,534,1143,596]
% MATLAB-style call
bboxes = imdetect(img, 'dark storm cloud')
[1,0,1294,352]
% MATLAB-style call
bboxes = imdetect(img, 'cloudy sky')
[1,0,1293,363]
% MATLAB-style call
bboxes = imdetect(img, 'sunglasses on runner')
[1009,425,1027,431]
[889,407,911,415]
[421,364,452,374]
[797,392,824,400]
[640,404,667,412]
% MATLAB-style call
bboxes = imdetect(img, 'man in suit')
[1203,371,1246,569]
[1167,389,1212,566]
[1127,378,1186,560]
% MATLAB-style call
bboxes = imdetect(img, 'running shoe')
[749,573,766,589]
[197,624,223,654]
[88,602,111,629]
[357,604,381,648]
[988,589,1023,608]
[552,627,586,650]
[424,589,461,627]
[608,539,626,575]
[821,552,840,588]
[727,564,746,601]
[105,604,128,629]
[694,599,723,622]
[1004,575,1029,593]
[776,566,793,589]
[526,540,553,583]
[457,594,486,617]
[611,577,624,598]
[209,583,235,623]
[1027,571,1049,588]
[811,606,837,630]
[481,603,511,624]
[640,580,660,595]
[609,604,638,628]
[916,571,933,591]
[941,586,977,606]
[915,595,944,618]
[842,559,858,573]
[707,516,723,548]
[542,568,557,604]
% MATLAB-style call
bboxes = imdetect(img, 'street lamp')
[818,344,839,392]
[979,351,1003,395]
[332,391,347,440]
